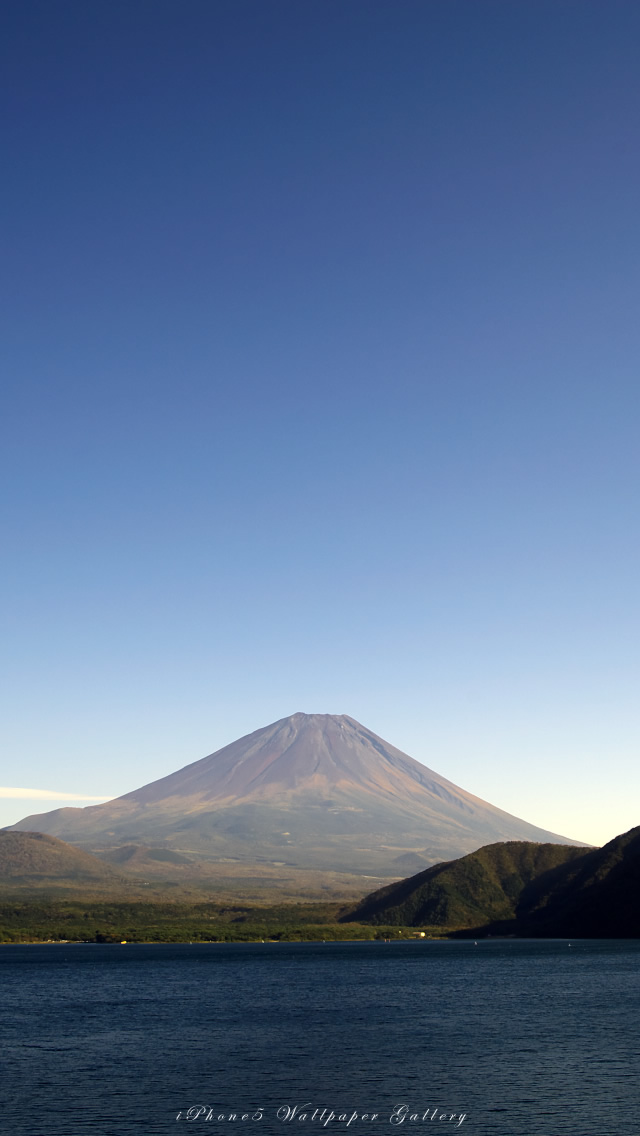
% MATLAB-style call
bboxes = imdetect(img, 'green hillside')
[0,831,131,894]
[342,841,587,928]
[343,828,640,938]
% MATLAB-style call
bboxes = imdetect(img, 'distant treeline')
[0,900,443,943]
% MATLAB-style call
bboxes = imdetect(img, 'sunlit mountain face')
[8,713,584,877]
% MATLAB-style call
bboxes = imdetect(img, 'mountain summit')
[9,713,583,877]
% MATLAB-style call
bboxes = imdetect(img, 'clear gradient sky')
[2,1,639,847]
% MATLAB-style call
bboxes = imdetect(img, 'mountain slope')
[7,712,584,877]
[344,826,640,937]
[0,831,128,892]
[517,825,640,937]
[343,841,587,927]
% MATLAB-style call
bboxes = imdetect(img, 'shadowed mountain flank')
[514,824,640,938]
[7,713,584,878]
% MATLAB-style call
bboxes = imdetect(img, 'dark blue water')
[1,939,639,1136]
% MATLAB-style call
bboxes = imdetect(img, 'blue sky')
[2,1,639,846]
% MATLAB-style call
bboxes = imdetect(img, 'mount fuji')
[8,713,584,880]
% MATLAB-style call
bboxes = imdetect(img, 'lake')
[1,939,639,1136]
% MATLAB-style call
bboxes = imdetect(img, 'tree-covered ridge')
[343,828,640,938]
[343,841,586,927]
[0,831,127,888]
[517,825,640,937]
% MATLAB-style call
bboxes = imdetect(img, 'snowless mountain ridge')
[8,713,585,876]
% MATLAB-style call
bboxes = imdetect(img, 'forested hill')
[342,828,640,938]
[342,840,586,928]
[517,825,640,938]
[0,831,129,893]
